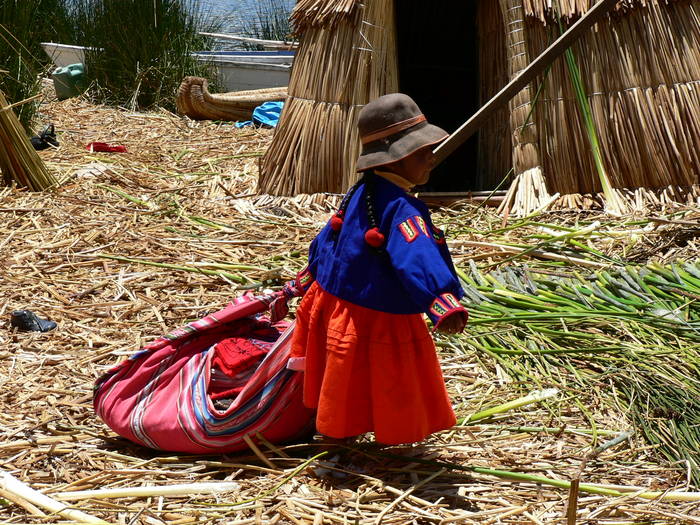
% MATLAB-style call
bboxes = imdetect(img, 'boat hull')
[40,42,293,92]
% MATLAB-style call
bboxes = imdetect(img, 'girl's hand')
[436,311,467,334]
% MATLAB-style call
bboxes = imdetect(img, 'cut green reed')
[554,2,626,214]
[368,450,700,502]
[453,259,700,483]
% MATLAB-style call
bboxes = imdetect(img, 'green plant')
[554,2,627,214]
[71,0,220,111]
[456,259,700,483]
[0,0,73,132]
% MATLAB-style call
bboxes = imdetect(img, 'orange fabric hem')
[290,282,456,445]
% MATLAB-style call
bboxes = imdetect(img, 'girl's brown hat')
[356,93,448,172]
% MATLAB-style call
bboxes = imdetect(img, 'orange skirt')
[289,282,456,445]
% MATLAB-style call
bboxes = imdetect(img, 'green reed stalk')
[555,4,625,214]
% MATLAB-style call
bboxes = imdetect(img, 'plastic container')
[51,63,86,100]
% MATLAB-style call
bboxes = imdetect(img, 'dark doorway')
[395,0,480,192]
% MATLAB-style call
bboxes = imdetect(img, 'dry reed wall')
[478,0,512,189]
[259,0,397,195]
[527,0,700,194]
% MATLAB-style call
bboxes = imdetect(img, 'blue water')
[197,0,294,35]
[66,0,295,48]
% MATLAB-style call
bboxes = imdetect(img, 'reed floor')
[0,90,699,524]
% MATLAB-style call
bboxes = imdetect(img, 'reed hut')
[259,0,700,213]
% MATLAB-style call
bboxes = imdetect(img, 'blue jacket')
[298,173,466,327]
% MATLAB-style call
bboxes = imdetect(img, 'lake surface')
[197,0,294,38]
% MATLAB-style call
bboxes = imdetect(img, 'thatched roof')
[523,0,681,22]
[259,0,700,215]
[290,0,359,30]
[509,0,700,214]
[259,0,397,195]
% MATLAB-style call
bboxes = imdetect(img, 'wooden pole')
[433,0,618,166]
[199,32,298,50]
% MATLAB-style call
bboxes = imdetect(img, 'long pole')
[433,0,618,166]
[199,32,298,50]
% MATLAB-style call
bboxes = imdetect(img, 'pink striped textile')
[93,293,315,453]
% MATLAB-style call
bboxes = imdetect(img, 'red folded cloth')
[86,142,128,153]
[210,337,269,400]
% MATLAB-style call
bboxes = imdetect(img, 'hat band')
[361,115,426,145]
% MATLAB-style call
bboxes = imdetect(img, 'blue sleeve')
[386,206,468,328]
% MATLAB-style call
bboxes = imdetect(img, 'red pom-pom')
[330,214,344,231]
[364,227,385,248]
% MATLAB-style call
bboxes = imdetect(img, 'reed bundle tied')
[0,90,57,192]
[259,0,398,195]
[523,0,700,207]
[496,0,555,217]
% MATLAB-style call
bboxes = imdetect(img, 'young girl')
[286,93,468,445]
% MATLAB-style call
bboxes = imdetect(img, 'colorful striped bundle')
[93,293,314,453]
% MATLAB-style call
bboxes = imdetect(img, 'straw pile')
[2,91,700,523]
[0,89,57,191]
[258,0,398,195]
[519,0,700,202]
[176,77,287,121]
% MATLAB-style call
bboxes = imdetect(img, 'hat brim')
[356,121,449,172]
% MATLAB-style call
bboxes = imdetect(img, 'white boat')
[41,42,293,93]
[41,42,88,68]
[192,51,292,92]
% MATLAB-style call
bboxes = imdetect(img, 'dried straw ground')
[1,91,699,524]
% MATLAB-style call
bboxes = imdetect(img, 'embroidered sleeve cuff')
[295,267,315,296]
[428,293,468,329]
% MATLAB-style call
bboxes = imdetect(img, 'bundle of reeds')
[525,0,700,198]
[176,77,287,121]
[491,0,556,217]
[523,0,684,22]
[457,260,700,484]
[477,0,512,190]
[258,0,398,195]
[0,90,57,191]
[496,0,699,215]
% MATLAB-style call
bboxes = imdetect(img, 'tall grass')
[69,0,220,110]
[0,0,73,132]
[243,0,292,47]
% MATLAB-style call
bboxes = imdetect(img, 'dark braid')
[329,171,386,249]
[329,178,363,232]
[363,171,386,249]
[363,173,378,230]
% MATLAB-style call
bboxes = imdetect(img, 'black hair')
[330,170,385,250]
[337,178,363,217]
[363,171,379,231]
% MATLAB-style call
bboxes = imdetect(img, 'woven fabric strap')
[361,115,426,145]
